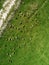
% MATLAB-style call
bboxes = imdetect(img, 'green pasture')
[0,0,49,65]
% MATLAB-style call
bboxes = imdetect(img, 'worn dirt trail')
[0,0,21,36]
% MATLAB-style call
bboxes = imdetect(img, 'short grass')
[0,0,49,65]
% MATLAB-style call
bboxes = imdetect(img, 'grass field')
[0,0,49,65]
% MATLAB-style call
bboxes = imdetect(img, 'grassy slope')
[0,0,49,65]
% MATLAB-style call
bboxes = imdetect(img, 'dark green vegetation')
[0,0,5,9]
[0,0,49,65]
